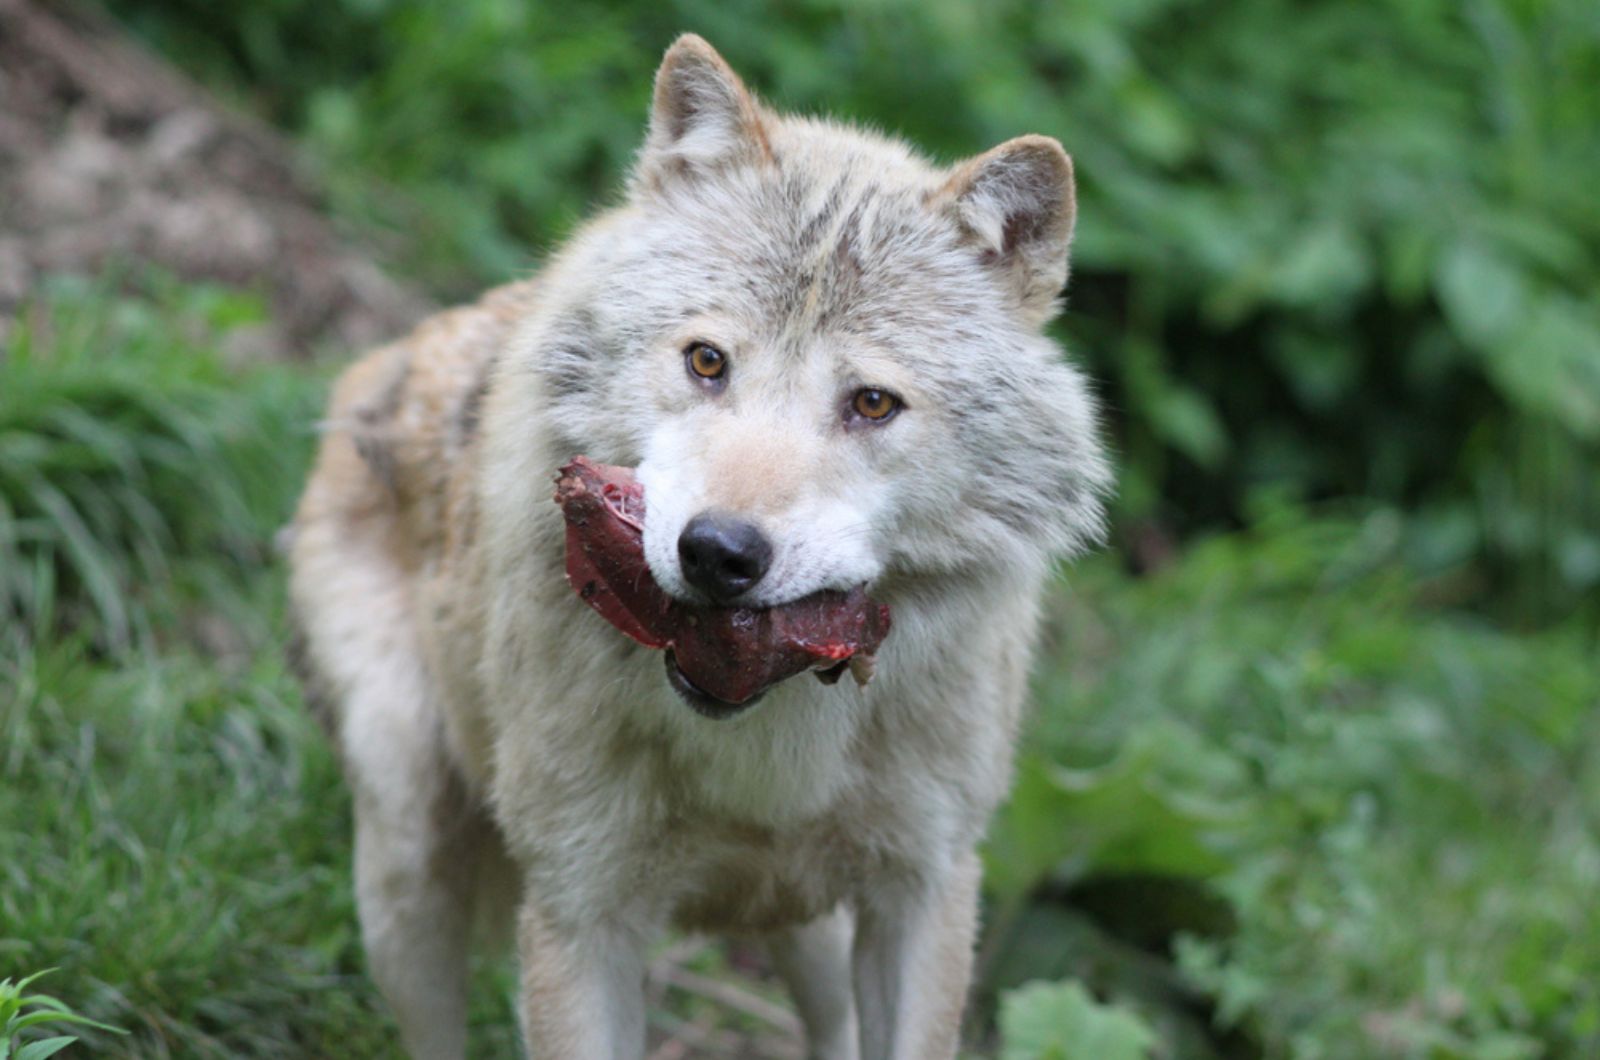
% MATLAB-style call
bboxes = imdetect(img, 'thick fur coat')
[287,35,1110,1060]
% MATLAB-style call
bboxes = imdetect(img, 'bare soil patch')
[0,0,432,356]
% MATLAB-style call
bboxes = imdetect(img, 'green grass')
[4,278,1598,1058]
[0,277,394,1056]
[0,275,320,655]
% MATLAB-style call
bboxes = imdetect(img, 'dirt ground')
[0,0,432,357]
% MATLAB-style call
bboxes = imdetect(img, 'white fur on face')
[636,408,887,607]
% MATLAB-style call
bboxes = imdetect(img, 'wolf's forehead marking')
[792,172,850,250]
[828,194,872,269]
[764,176,889,336]
[799,177,877,260]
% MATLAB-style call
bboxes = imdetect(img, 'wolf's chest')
[655,814,866,934]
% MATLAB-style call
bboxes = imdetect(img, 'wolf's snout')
[678,512,772,602]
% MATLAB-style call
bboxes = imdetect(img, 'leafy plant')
[0,970,124,1060]
[984,509,1600,1056]
[999,980,1155,1060]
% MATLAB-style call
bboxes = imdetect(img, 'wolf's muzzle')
[677,511,772,602]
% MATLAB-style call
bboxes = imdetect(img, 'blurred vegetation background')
[2,0,1597,1057]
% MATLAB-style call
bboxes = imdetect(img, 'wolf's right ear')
[935,135,1077,328]
[633,35,770,193]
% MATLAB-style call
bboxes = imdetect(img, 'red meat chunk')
[553,457,891,707]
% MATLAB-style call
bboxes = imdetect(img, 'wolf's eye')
[685,342,727,381]
[851,388,900,423]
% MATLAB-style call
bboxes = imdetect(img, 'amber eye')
[852,388,900,422]
[686,342,727,381]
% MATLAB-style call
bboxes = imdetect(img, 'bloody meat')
[553,457,891,705]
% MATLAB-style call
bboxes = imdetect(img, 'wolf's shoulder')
[298,278,542,558]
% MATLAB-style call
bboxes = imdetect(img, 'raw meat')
[554,457,891,710]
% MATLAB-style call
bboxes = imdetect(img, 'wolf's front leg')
[517,898,648,1059]
[769,905,860,1060]
[852,851,981,1060]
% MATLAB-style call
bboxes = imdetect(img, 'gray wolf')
[286,34,1109,1059]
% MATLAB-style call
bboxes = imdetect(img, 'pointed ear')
[935,135,1077,326]
[634,34,770,191]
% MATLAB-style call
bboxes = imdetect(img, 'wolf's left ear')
[634,34,770,192]
[936,135,1077,327]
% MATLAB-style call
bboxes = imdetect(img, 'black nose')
[678,512,773,603]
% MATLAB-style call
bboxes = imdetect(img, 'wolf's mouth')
[555,456,891,707]
[663,650,762,719]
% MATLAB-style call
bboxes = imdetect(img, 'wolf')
[286,33,1109,1060]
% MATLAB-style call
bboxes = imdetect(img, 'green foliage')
[0,970,125,1060]
[984,510,1600,1056]
[107,0,1600,618]
[999,980,1156,1060]
[0,275,323,653]
[985,724,1243,905]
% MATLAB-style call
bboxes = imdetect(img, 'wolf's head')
[519,35,1110,609]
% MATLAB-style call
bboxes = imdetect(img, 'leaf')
[1484,292,1600,438]
[11,972,58,995]
[15,1039,78,1060]
[1267,221,1370,309]
[985,723,1246,902]
[10,1013,76,1034]
[11,1008,123,1035]
[1121,339,1229,468]
[999,980,1156,1060]
[1145,384,1229,469]
[1436,238,1527,347]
